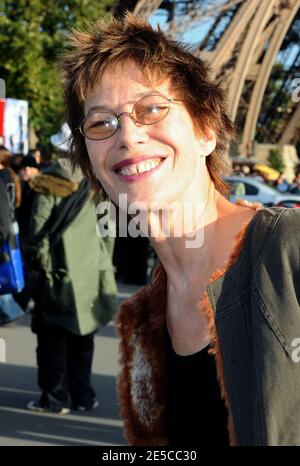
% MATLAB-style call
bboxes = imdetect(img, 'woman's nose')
[116,113,149,150]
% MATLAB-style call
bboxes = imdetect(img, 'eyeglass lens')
[82,94,170,140]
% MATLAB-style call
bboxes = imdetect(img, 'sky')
[149,8,214,47]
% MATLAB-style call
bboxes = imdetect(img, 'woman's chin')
[109,187,157,206]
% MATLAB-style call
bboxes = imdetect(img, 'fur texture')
[29,174,79,197]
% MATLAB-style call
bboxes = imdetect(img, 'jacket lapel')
[116,264,169,445]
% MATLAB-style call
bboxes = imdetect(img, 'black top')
[165,328,229,446]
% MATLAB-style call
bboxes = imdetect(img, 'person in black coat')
[0,178,25,324]
[0,178,9,246]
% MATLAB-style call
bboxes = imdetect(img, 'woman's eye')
[140,105,166,116]
[148,105,165,113]
[148,105,160,113]
[89,120,113,128]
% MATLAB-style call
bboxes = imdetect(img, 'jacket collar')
[207,207,262,313]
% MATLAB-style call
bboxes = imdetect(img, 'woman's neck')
[148,181,219,285]
[149,189,256,290]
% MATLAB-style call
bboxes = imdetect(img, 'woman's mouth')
[114,157,165,181]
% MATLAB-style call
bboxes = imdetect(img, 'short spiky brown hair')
[59,12,235,197]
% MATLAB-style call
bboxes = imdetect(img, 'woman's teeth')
[117,158,163,176]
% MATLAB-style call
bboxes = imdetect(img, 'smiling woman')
[59,13,300,446]
[60,14,234,200]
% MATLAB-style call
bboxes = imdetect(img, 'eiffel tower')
[114,0,300,166]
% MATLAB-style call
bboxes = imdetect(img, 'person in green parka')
[26,157,118,414]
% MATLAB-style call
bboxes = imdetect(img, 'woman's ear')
[198,127,217,157]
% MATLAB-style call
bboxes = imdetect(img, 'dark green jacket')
[27,162,118,335]
[116,207,300,446]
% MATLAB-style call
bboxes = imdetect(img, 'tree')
[268,148,285,173]
[0,0,115,148]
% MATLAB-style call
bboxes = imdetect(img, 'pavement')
[0,283,142,446]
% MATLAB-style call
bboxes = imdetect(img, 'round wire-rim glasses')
[78,94,185,141]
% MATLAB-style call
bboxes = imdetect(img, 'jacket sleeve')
[98,236,115,271]
[26,193,55,271]
[253,208,300,356]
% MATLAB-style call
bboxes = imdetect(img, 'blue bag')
[0,223,25,295]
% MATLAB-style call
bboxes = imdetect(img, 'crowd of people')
[232,161,300,194]
[0,144,118,413]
